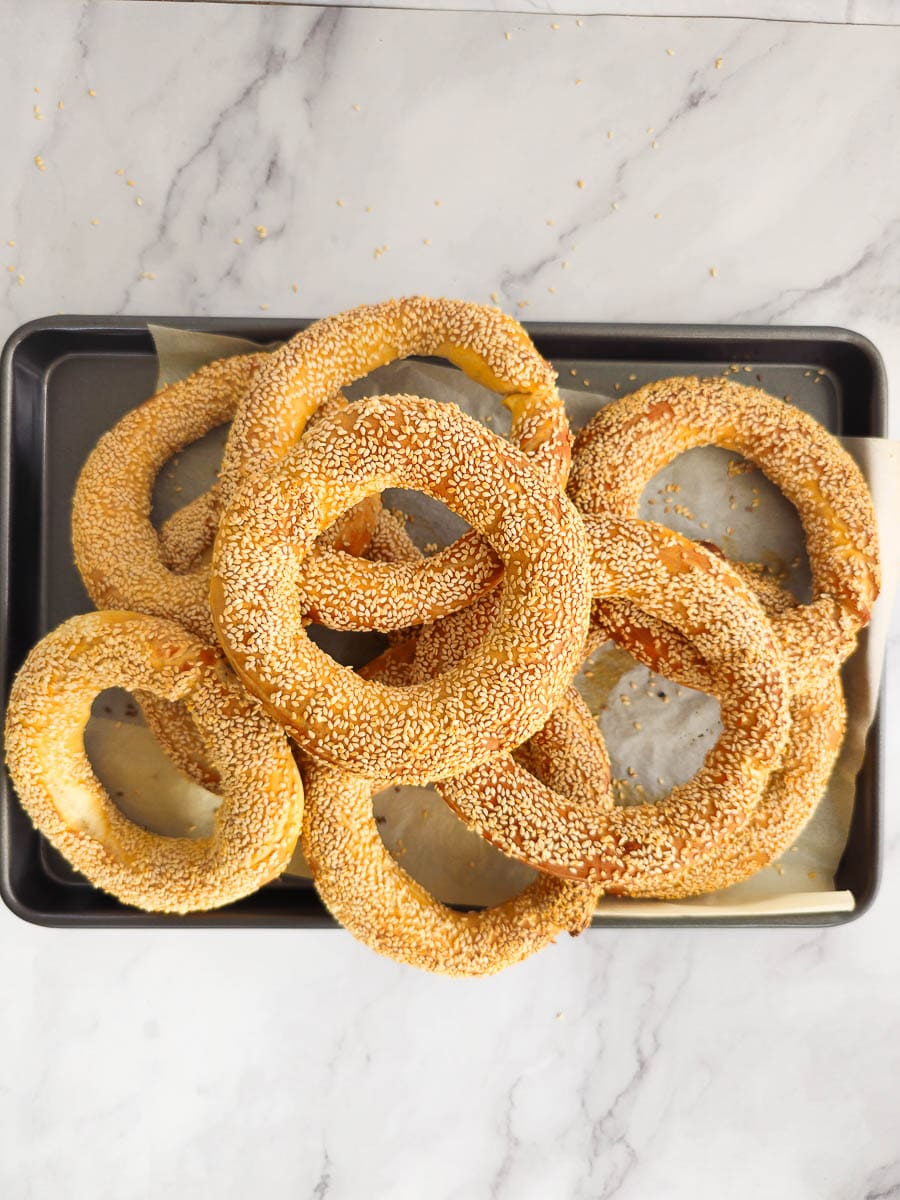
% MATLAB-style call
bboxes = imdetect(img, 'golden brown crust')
[568,375,879,688]
[624,674,846,899]
[4,612,304,913]
[590,566,848,897]
[301,756,600,978]
[436,512,791,889]
[223,297,568,631]
[72,354,263,641]
[210,395,592,784]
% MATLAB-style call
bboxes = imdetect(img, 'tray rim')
[0,313,888,930]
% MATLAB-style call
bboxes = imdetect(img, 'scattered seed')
[233,237,242,245]
[709,265,718,278]
[256,225,268,239]
[576,179,586,189]
[422,238,431,246]
[135,197,143,206]
[651,140,659,150]
[90,217,100,226]
[336,199,344,208]
[654,212,662,220]
[666,48,675,56]
[87,88,96,97]
[505,31,512,40]
[352,103,361,112]
[17,274,24,286]
[34,155,46,171]
[715,57,724,69]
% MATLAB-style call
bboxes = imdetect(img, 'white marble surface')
[2,3,900,1197]
[179,0,900,25]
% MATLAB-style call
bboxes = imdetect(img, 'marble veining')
[1,3,899,1198]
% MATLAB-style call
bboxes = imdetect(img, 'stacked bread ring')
[3,297,881,975]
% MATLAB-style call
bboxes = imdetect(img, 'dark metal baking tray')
[0,316,887,928]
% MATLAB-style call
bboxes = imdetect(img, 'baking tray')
[0,316,887,928]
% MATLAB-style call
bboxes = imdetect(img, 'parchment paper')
[83,327,900,917]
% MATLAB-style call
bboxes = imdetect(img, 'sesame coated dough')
[4,612,304,913]
[218,296,569,631]
[72,357,380,643]
[567,376,880,691]
[73,354,263,641]
[301,756,601,977]
[210,395,592,784]
[590,567,847,897]
[436,512,792,890]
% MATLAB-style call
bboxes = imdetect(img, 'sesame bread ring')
[435,512,791,891]
[627,675,846,899]
[72,358,380,642]
[216,296,567,631]
[589,568,847,898]
[4,612,304,913]
[302,759,601,977]
[567,375,880,690]
[210,394,592,785]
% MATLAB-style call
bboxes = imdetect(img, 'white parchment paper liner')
[84,326,900,918]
